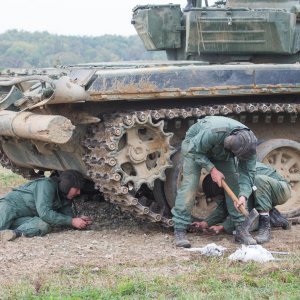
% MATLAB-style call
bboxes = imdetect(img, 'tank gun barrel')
[0,110,75,144]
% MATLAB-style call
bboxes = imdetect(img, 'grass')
[1,253,299,299]
[0,166,299,299]
[0,166,27,190]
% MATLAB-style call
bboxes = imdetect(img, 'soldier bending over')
[172,116,257,247]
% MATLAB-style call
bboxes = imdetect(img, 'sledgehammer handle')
[221,179,249,217]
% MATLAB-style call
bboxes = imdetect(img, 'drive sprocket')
[83,111,175,226]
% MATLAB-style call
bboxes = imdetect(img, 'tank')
[0,0,300,226]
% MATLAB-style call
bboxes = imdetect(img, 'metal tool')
[221,179,259,231]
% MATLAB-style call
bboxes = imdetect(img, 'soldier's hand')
[209,225,224,235]
[72,217,89,229]
[234,196,247,211]
[192,221,209,230]
[80,216,93,225]
[210,167,225,187]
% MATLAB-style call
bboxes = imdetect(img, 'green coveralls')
[0,178,73,237]
[205,162,291,233]
[171,116,256,230]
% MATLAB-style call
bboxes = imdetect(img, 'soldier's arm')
[189,130,219,172]
[57,203,74,217]
[34,180,73,226]
[237,154,257,199]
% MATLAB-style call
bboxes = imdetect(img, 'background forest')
[0,30,166,68]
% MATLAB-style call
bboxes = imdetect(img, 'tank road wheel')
[113,114,174,191]
[158,150,216,220]
[257,139,300,218]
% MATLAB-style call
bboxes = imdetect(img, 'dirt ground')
[0,197,299,285]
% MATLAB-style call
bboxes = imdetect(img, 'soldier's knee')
[254,175,269,187]
[36,220,51,236]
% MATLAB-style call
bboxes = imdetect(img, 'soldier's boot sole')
[255,232,272,244]
[0,230,17,242]
[175,239,191,248]
[174,230,192,248]
[234,235,257,245]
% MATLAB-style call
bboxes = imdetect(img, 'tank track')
[82,102,300,227]
[82,111,175,227]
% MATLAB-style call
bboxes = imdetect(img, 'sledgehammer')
[221,179,259,231]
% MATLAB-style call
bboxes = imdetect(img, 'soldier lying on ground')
[193,162,291,244]
[0,170,92,242]
[172,116,257,248]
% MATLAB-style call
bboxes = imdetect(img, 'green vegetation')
[0,30,166,69]
[0,168,299,299]
[1,254,299,299]
[0,166,27,189]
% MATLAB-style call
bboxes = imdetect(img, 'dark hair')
[58,170,85,194]
[202,175,224,198]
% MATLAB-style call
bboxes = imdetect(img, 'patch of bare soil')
[0,198,299,284]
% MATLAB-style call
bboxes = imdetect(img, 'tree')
[0,30,166,68]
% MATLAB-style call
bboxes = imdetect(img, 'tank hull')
[0,61,300,225]
[1,0,300,225]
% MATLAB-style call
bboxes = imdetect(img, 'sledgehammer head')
[242,208,259,231]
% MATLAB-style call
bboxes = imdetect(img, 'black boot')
[255,215,271,244]
[270,208,291,230]
[174,229,191,248]
[234,225,257,245]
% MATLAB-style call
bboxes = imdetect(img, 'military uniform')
[205,162,291,233]
[172,116,256,230]
[0,177,73,237]
[254,162,291,211]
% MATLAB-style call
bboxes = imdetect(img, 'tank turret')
[132,0,300,63]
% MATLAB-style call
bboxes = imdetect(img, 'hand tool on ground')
[221,179,259,231]
[288,216,300,225]
[269,251,289,255]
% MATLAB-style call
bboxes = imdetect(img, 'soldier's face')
[67,187,81,200]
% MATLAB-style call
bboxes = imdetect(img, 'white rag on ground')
[228,245,275,263]
[185,243,227,256]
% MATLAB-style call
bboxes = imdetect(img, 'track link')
[82,111,174,226]
[82,102,300,226]
[0,102,299,225]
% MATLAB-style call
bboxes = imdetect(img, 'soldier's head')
[202,174,224,199]
[58,170,85,200]
[224,128,257,160]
